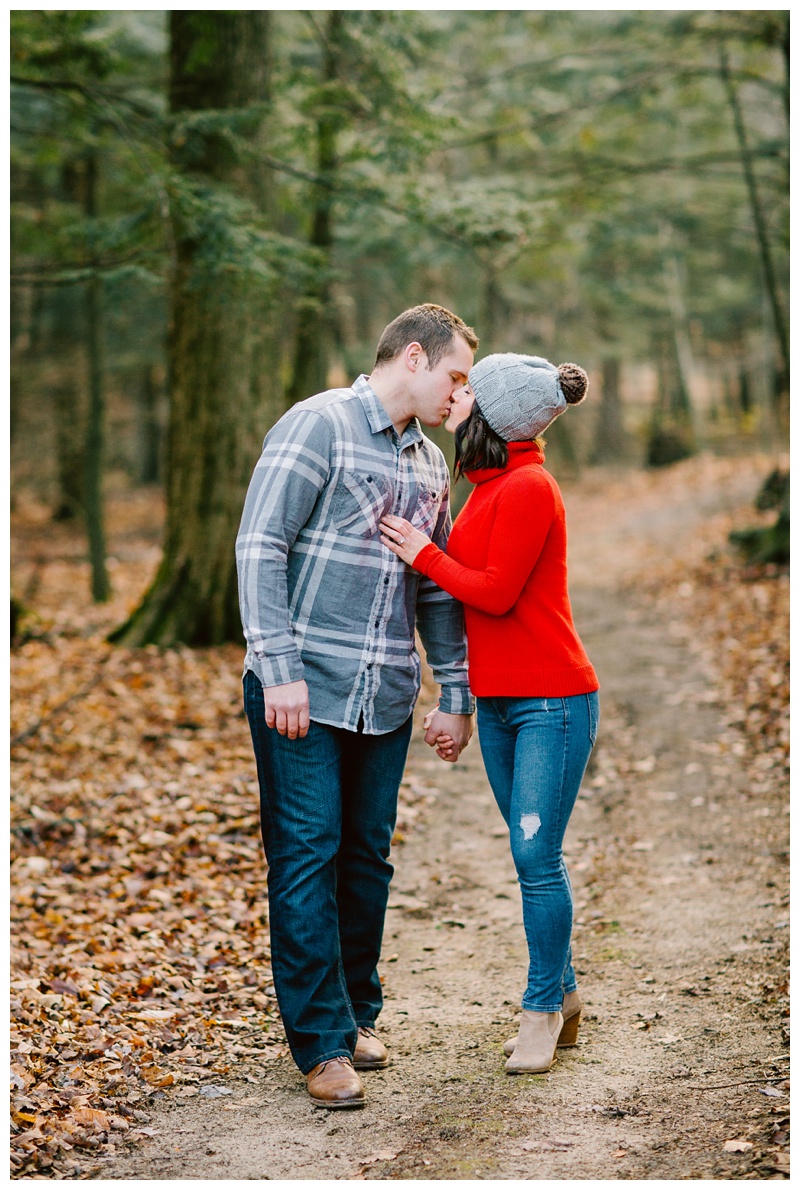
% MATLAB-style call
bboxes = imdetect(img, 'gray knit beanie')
[469,353,589,441]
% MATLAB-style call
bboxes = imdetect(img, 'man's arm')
[235,410,332,735]
[414,476,475,757]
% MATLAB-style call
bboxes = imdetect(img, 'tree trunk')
[49,157,91,520]
[660,225,698,443]
[110,11,274,646]
[83,147,110,602]
[286,11,343,406]
[136,364,162,485]
[589,357,629,464]
[52,374,85,520]
[720,47,788,416]
[46,278,87,521]
[646,338,695,468]
[481,263,509,355]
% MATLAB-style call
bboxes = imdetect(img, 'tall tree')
[111,12,276,645]
[589,358,629,465]
[719,42,788,419]
[285,11,343,404]
[82,140,111,601]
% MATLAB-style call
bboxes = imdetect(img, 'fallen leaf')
[723,1139,753,1153]
[49,978,80,997]
[71,1108,109,1131]
[359,1149,398,1165]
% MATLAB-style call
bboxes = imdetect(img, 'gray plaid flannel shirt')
[236,375,474,734]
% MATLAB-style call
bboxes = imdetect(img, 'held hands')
[380,515,431,566]
[423,706,474,763]
[263,679,310,739]
[263,680,472,762]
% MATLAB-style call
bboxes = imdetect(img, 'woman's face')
[444,383,475,433]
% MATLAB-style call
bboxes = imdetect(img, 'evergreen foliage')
[11,11,789,638]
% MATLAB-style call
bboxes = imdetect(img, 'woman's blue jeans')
[243,670,413,1074]
[477,691,599,1013]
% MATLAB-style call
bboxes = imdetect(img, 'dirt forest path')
[105,459,789,1181]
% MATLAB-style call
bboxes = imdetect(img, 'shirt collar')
[353,374,423,447]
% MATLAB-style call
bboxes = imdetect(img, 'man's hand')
[263,679,310,740]
[423,706,474,763]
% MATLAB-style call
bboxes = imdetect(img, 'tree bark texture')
[112,11,274,646]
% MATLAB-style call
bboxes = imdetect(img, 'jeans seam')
[555,697,569,828]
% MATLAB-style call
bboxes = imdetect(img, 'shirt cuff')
[250,650,305,688]
[438,684,475,716]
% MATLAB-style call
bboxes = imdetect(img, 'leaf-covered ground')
[10,457,788,1178]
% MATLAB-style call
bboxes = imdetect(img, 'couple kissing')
[236,303,598,1109]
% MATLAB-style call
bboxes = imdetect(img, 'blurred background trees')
[10,9,789,640]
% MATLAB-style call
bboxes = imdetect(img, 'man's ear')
[403,341,424,371]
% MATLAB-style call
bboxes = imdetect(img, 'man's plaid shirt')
[236,375,474,734]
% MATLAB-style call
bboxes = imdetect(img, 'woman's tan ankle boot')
[504,1010,563,1074]
[557,989,582,1047]
[504,989,583,1055]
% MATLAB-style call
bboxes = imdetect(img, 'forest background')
[10,8,789,631]
[10,8,789,1180]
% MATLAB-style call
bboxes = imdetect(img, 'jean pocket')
[587,692,599,745]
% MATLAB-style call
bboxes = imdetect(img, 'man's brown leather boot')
[306,1056,365,1109]
[353,1026,389,1070]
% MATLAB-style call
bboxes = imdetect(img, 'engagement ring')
[397,535,405,544]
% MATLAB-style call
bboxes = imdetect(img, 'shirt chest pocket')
[332,472,392,537]
[410,487,440,536]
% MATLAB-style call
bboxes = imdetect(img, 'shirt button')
[383,577,389,585]
[374,620,380,628]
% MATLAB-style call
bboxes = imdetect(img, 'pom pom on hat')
[468,353,589,442]
[557,362,589,405]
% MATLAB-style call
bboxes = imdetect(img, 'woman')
[380,352,599,1075]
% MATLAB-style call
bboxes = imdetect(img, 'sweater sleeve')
[412,472,555,616]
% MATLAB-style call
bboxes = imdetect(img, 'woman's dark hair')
[454,405,508,480]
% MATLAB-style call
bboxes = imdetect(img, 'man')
[236,303,478,1109]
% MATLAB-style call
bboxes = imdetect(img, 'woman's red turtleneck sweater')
[413,441,598,698]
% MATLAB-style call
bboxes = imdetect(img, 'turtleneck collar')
[465,440,544,485]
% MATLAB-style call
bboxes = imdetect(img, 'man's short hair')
[374,303,479,370]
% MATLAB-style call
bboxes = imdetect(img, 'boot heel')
[557,1010,581,1048]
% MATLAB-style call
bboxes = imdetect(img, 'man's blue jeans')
[243,670,413,1074]
[477,691,599,1013]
